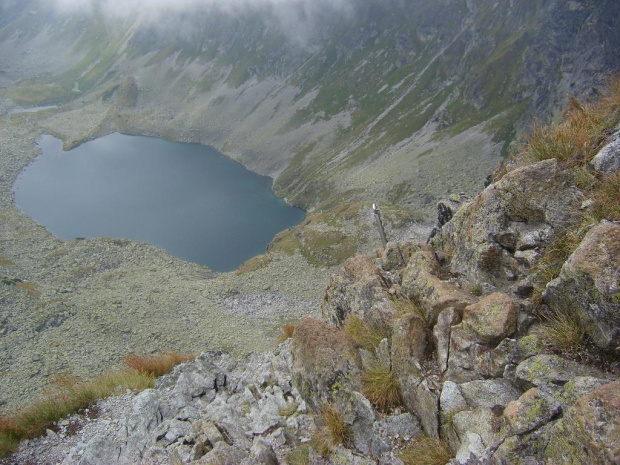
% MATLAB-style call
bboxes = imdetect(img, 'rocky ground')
[0,104,328,412]
[1,106,619,465]
[0,98,431,414]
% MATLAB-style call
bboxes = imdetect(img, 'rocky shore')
[0,107,329,412]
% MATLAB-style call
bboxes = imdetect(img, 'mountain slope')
[1,0,619,212]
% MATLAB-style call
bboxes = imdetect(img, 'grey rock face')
[543,220,620,352]
[589,129,620,173]
[514,354,606,390]
[431,159,581,290]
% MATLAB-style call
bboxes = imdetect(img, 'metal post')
[373,203,388,248]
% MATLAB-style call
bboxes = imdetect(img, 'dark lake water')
[14,133,305,272]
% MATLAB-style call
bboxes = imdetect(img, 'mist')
[47,0,353,20]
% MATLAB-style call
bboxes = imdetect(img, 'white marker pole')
[373,203,387,248]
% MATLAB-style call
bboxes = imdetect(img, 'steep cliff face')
[1,0,619,211]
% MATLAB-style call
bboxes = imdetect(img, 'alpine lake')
[14,133,306,272]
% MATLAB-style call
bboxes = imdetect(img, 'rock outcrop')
[543,220,620,353]
[431,159,582,293]
[5,135,619,465]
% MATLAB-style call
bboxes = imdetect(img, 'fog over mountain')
[2,0,618,212]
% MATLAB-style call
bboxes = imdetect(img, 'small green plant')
[286,443,310,465]
[361,363,402,412]
[468,283,483,297]
[343,315,388,351]
[538,308,586,355]
[311,404,351,456]
[399,436,453,465]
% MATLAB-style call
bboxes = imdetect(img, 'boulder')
[445,327,518,383]
[291,317,361,409]
[380,241,419,272]
[401,245,474,326]
[546,381,620,464]
[503,388,562,435]
[461,293,517,345]
[433,307,461,373]
[543,220,620,353]
[391,313,427,371]
[198,441,249,465]
[459,379,521,410]
[431,159,581,290]
[321,255,395,330]
[514,354,606,390]
[589,129,620,173]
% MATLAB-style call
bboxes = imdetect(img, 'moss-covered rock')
[401,245,474,326]
[546,381,620,464]
[431,159,581,290]
[543,220,620,353]
[291,317,361,410]
[461,292,517,345]
[514,354,606,390]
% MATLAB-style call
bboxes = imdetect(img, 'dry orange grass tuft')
[591,171,620,222]
[399,436,453,465]
[276,323,296,344]
[511,76,620,169]
[0,352,193,458]
[312,404,351,456]
[123,352,195,377]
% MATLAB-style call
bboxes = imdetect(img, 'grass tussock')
[343,315,389,351]
[0,353,193,458]
[512,77,620,168]
[590,171,620,222]
[538,308,586,355]
[399,436,453,465]
[312,404,351,456]
[361,363,402,412]
[123,352,194,377]
[391,295,425,321]
[276,324,296,345]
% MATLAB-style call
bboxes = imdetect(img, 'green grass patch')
[343,315,389,352]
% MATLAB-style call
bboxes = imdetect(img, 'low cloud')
[47,0,352,20]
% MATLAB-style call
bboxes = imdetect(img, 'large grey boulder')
[543,220,620,353]
[514,354,606,390]
[321,255,395,330]
[401,245,474,326]
[291,317,361,409]
[431,159,581,290]
[546,381,620,464]
[461,293,518,345]
[589,129,620,173]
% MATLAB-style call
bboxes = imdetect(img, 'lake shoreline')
[0,110,329,413]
